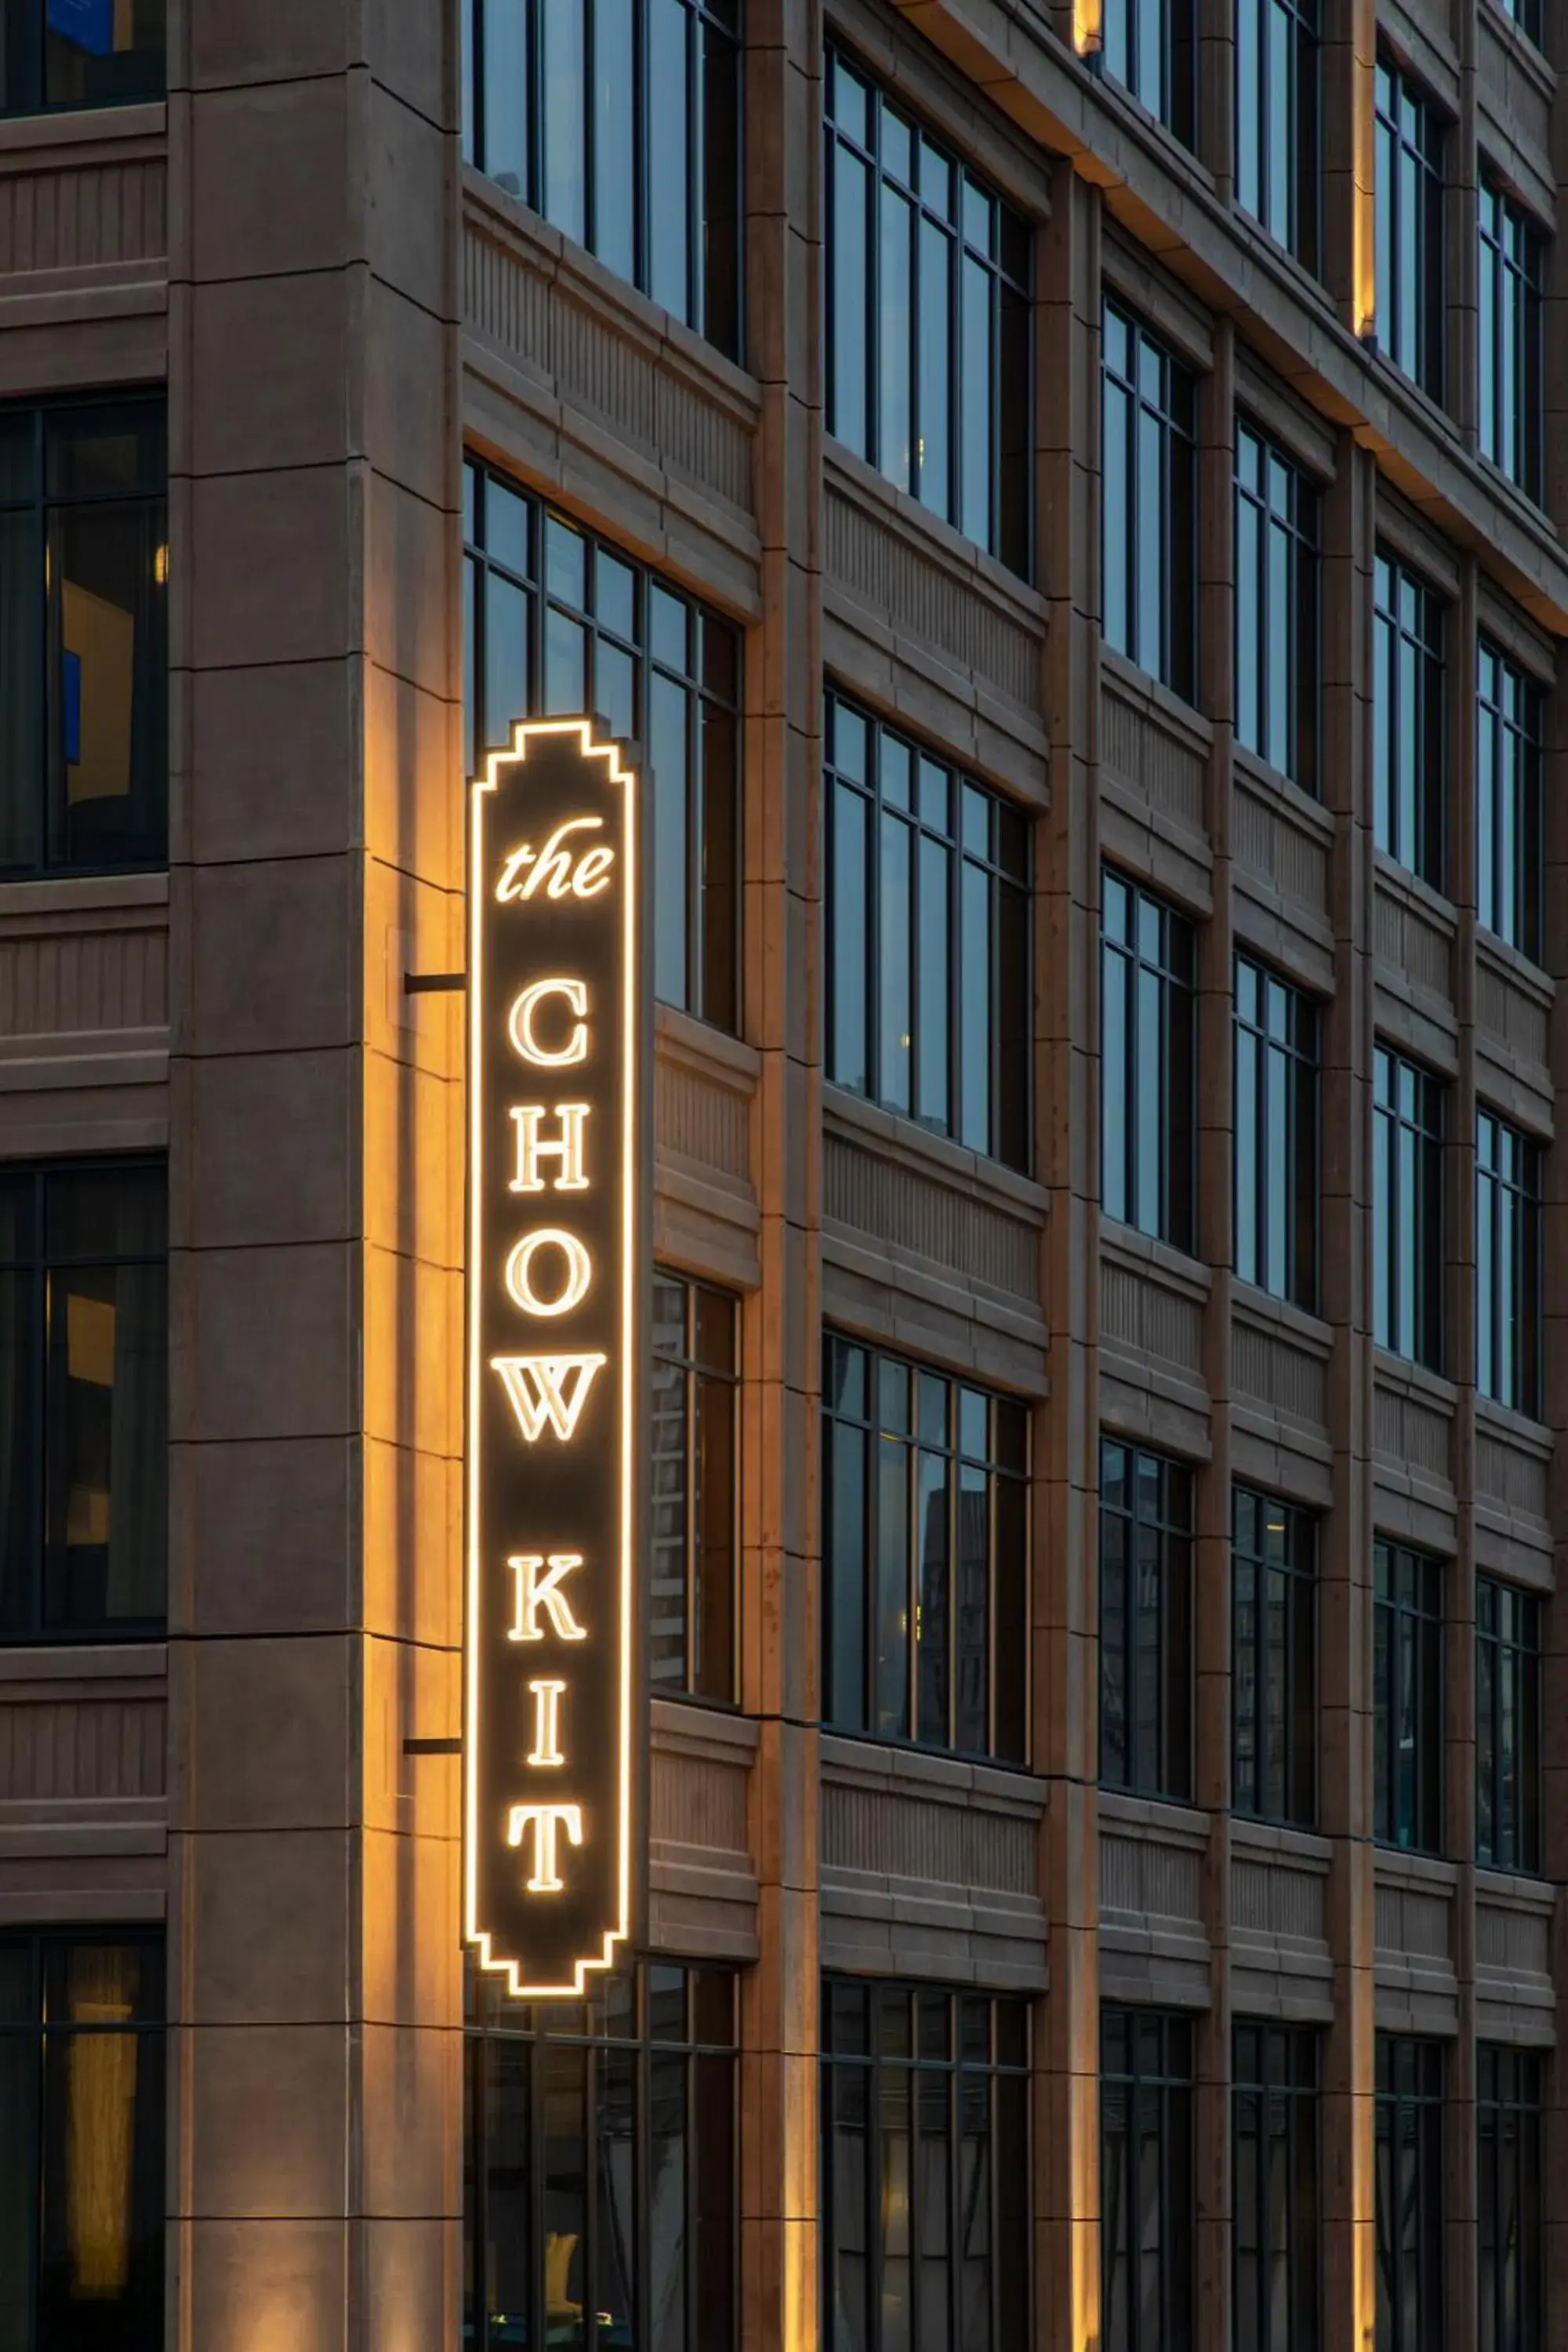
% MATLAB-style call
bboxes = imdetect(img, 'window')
[1372,1048,1443,1372]
[0,1162,166,1642]
[1232,1490,1316,1828]
[464,456,739,1029]
[1478,180,1543,502]
[1478,2046,1543,2352]
[1235,0,1319,272]
[650,1272,738,1704]
[1374,60,1444,400]
[1234,2024,1319,2352]
[0,397,166,877]
[822,1335,1029,1763]
[822,1978,1029,2352]
[1102,304,1198,702]
[1373,1542,1443,1857]
[1475,1579,1539,1875]
[461,0,741,358]
[1374,2036,1443,2352]
[1373,550,1444,887]
[1102,0,1195,143]
[1234,957,1318,1311]
[0,1930,165,2352]
[463,1961,738,2352]
[826,694,1031,1169]
[824,46,1033,576]
[1099,1439,1192,1802]
[0,0,163,115]
[1476,641,1541,963]
[1102,2008,1192,2352]
[1101,872,1196,1250]
[1489,0,1542,48]
[1476,1112,1541,1418]
[1235,422,1319,791]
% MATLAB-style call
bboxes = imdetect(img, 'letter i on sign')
[464,717,650,2002]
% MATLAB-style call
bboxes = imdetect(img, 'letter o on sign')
[505,1229,593,1318]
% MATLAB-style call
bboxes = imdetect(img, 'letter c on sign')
[506,1229,593,1317]
[509,978,589,1067]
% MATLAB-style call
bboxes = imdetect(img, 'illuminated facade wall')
[0,0,1566,2347]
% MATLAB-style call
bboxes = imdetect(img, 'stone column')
[166,0,463,2343]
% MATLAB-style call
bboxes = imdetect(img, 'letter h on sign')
[465,719,650,2000]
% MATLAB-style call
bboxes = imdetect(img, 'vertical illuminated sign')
[466,719,648,1998]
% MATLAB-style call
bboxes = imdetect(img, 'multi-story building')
[0,0,1563,2346]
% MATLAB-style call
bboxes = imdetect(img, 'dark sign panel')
[466,719,647,1998]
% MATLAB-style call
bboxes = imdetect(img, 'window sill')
[0,98,165,158]
[1372,851,1455,943]
[0,1639,165,1682]
[0,867,167,923]
[1372,1844,1458,1895]
[1474,1860,1553,1908]
[1232,1815,1332,1867]
[822,1083,1046,1225]
[1098,644,1210,756]
[819,1729,1045,1810]
[655,998,758,1085]
[1371,1349,1455,1410]
[1231,742,1333,840]
[1097,1784,1207,1841]
[650,1696,758,1761]
[822,437,1049,633]
[1100,1219,1212,1303]
[1475,927,1554,1009]
[1231,1281,1331,1359]
[1473,1391,1552,1461]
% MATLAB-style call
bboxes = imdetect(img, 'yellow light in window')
[154,543,169,586]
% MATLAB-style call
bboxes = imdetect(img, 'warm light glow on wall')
[1075,0,1103,56]
[1353,0,1377,336]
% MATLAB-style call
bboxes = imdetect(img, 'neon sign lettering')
[466,719,647,1999]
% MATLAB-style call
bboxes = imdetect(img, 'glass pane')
[50,499,166,869]
[593,0,636,284]
[541,0,587,244]
[43,0,165,111]
[648,0,691,319]
[597,2037,637,2343]
[541,2038,586,2348]
[648,1329,689,1691]
[486,2037,532,2336]
[649,670,691,1006]
[0,507,41,869]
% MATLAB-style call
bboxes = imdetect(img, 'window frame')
[649,1269,739,1707]
[1374,55,1446,402]
[1477,2044,1544,2352]
[1101,867,1196,1252]
[1374,2034,1444,2352]
[1490,0,1543,48]
[1232,1488,1317,1829]
[459,0,743,359]
[1372,1045,1444,1374]
[1101,2006,1194,2352]
[1102,299,1199,704]
[825,691,1033,1171]
[1475,1577,1541,1875]
[1477,176,1544,503]
[1234,418,1321,793]
[1232,2020,1320,2352]
[823,42,1034,578]
[1373,1540,1445,1857]
[0,0,165,118]
[820,1976,1032,2352]
[1476,637,1543,965]
[1233,953,1319,1312]
[1102,0,1196,145]
[0,1156,169,1646]
[1372,546,1446,890]
[463,453,742,1033]
[1098,1437,1192,1802]
[1234,0,1321,273]
[822,1332,1031,1766]
[1475,1109,1542,1420]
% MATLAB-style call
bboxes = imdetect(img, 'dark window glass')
[1235,0,1319,272]
[463,1960,738,2352]
[0,1930,165,2352]
[650,1272,738,1704]
[0,397,166,876]
[1478,2045,1543,2352]
[822,1335,1029,1764]
[0,1162,166,1642]
[1475,1579,1540,1875]
[1374,60,1445,400]
[824,46,1033,577]
[1232,1490,1316,1828]
[1372,1047,1443,1373]
[1233,2022,1319,2352]
[1099,1439,1192,1802]
[1475,1112,1541,1419]
[0,0,163,114]
[1102,304,1198,703]
[1373,1542,1443,1856]
[461,0,741,358]
[1489,0,1542,45]
[1478,180,1543,503]
[822,1979,1031,2352]
[1102,0,1195,143]
[1234,421,1319,792]
[1233,956,1319,1311]
[464,456,740,1029]
[1102,2007,1192,2352]
[1476,641,1541,964]
[1374,2035,1443,2352]
[1372,550,1445,887]
[1101,871,1195,1250]
[826,694,1031,1169]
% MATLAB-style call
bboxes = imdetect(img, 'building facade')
[0,0,1564,2346]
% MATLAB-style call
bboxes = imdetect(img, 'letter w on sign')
[465,719,649,2001]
